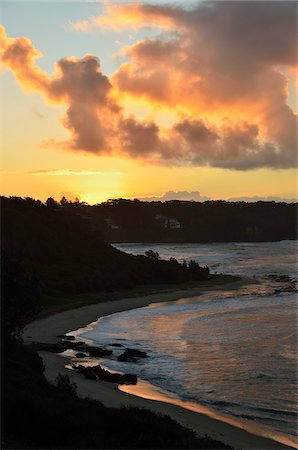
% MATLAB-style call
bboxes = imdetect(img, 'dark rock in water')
[72,363,137,385]
[30,340,88,353]
[118,348,149,362]
[109,343,123,347]
[283,285,297,292]
[75,353,86,358]
[91,365,104,375]
[74,344,88,352]
[97,369,137,385]
[74,364,100,379]
[57,340,86,350]
[269,274,291,282]
[87,346,113,357]
[117,353,137,363]
[122,373,137,385]
[214,401,227,407]
[125,348,148,358]
[75,364,89,373]
[57,334,75,340]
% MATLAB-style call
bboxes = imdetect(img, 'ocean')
[75,241,297,446]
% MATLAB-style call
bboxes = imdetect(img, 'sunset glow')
[1,1,297,203]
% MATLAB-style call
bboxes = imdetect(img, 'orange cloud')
[106,1,297,168]
[70,2,177,32]
[0,25,48,94]
[1,0,297,171]
[0,25,119,154]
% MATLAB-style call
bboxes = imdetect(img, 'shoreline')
[23,278,296,450]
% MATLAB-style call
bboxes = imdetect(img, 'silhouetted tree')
[55,374,77,396]
[45,197,58,208]
[60,196,69,205]
[145,249,160,260]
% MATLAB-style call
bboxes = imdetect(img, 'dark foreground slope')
[2,197,230,449]
[2,335,230,449]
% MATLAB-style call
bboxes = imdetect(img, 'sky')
[0,0,297,204]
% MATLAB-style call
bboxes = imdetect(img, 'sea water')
[78,241,297,445]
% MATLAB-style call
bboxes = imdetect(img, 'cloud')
[138,190,210,202]
[0,25,48,93]
[69,3,179,32]
[1,0,297,171]
[107,1,298,168]
[0,26,119,154]
[119,116,160,157]
[29,169,120,176]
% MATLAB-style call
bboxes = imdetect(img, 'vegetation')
[57,197,296,243]
[2,334,232,449]
[1,196,210,298]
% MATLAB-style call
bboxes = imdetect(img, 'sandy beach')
[23,280,295,450]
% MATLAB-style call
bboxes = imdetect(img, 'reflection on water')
[78,241,297,446]
[119,379,296,449]
[114,240,298,278]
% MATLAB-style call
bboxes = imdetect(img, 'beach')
[23,280,295,450]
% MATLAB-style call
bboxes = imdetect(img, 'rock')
[57,334,75,340]
[268,274,291,282]
[124,348,148,358]
[72,363,137,385]
[91,365,104,375]
[117,353,137,363]
[57,340,86,350]
[73,364,99,379]
[122,373,137,385]
[74,344,88,352]
[75,364,87,373]
[118,348,148,362]
[87,346,113,357]
[97,369,137,385]
[276,275,290,282]
[75,353,86,358]
[30,340,90,353]
[109,343,123,347]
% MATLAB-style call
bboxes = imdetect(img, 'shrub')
[55,373,77,396]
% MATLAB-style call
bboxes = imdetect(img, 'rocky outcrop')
[75,353,86,358]
[30,340,86,353]
[87,346,113,357]
[73,364,137,385]
[117,348,148,362]
[58,341,87,351]
[57,334,75,340]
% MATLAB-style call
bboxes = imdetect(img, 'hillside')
[37,198,297,243]
[1,196,210,306]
